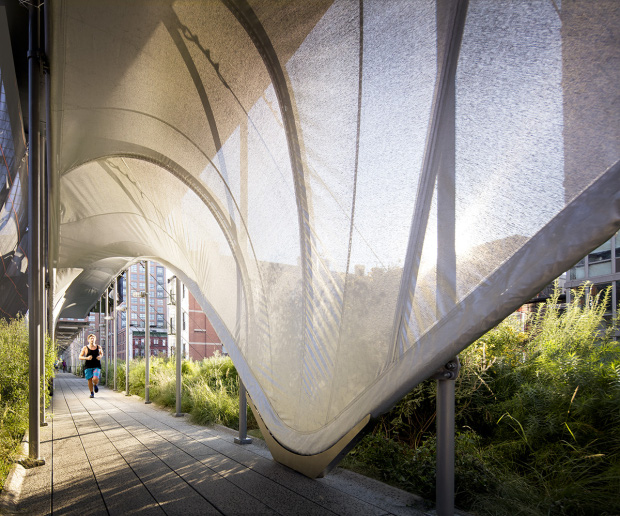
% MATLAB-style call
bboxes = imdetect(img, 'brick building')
[186,290,223,360]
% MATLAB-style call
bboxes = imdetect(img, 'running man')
[79,334,103,398]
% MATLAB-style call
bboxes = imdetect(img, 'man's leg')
[88,378,93,392]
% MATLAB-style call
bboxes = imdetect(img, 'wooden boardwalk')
[1,373,428,515]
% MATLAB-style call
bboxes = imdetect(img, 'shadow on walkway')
[2,373,428,515]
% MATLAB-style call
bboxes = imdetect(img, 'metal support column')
[44,0,54,350]
[125,267,131,395]
[174,277,183,417]
[434,2,460,513]
[37,126,51,426]
[235,379,253,444]
[99,295,103,359]
[434,358,460,516]
[113,277,118,390]
[104,289,109,385]
[39,131,46,427]
[27,1,44,464]
[144,260,151,404]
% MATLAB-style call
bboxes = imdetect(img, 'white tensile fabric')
[0,8,29,319]
[48,0,619,455]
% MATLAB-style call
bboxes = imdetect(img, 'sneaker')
[90,392,94,398]
[94,385,98,393]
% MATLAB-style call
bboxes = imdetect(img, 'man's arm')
[78,346,88,360]
[97,346,103,360]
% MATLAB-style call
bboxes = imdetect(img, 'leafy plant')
[106,353,255,430]
[342,284,620,515]
[0,317,55,491]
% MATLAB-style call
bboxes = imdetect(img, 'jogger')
[79,334,103,397]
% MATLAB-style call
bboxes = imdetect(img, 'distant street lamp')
[113,279,118,391]
[125,267,131,396]
[103,309,114,388]
[116,302,126,392]
[104,289,109,385]
[133,260,151,404]
[171,276,183,417]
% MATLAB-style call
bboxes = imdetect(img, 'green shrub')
[0,317,55,491]
[187,376,240,427]
[116,353,255,430]
[474,287,620,515]
[342,430,498,508]
[342,284,620,515]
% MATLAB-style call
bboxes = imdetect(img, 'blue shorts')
[85,368,101,380]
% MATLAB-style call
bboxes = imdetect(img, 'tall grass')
[0,317,55,491]
[342,285,620,515]
[107,353,255,430]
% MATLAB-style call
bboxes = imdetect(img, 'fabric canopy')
[39,0,620,458]
[0,6,28,319]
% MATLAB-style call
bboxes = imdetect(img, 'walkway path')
[2,373,428,515]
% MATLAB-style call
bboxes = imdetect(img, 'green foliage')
[0,317,56,491]
[342,430,497,508]
[0,317,29,409]
[112,353,255,430]
[183,353,244,427]
[469,286,620,515]
[0,317,29,490]
[343,285,620,515]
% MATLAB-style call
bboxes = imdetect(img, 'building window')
[614,231,620,273]
[588,240,612,277]
[570,258,585,280]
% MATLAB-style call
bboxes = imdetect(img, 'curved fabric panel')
[48,0,620,456]
[0,7,28,319]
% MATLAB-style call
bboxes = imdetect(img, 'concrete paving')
[1,373,430,515]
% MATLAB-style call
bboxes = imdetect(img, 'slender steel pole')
[435,358,460,516]
[235,379,253,444]
[39,129,46,427]
[77,329,84,374]
[44,0,54,348]
[174,277,183,416]
[113,278,118,390]
[104,289,109,385]
[99,295,103,357]
[38,3,48,425]
[435,2,458,512]
[436,379,455,515]
[126,268,131,395]
[27,1,43,462]
[144,260,151,404]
